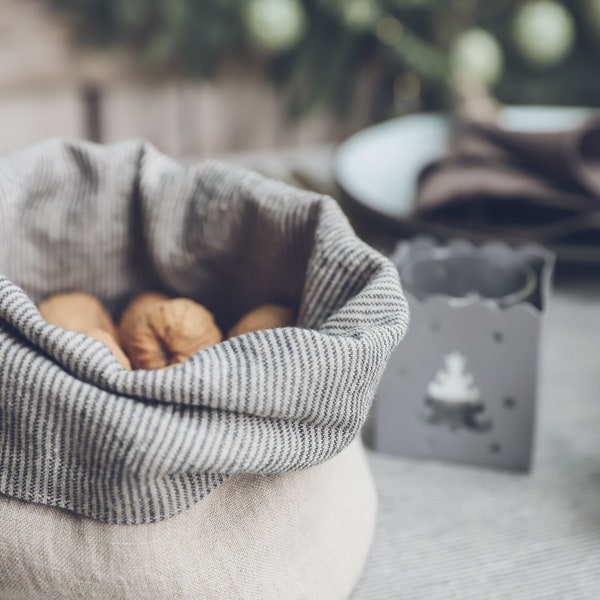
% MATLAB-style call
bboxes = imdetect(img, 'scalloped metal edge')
[391,236,556,314]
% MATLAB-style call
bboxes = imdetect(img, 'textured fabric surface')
[226,148,600,599]
[0,138,408,524]
[351,277,600,599]
[0,438,376,600]
[416,118,600,245]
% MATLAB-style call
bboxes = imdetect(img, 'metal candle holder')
[372,237,555,471]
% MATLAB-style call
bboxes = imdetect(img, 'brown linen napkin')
[416,118,600,245]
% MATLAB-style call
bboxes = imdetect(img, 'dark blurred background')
[2,0,599,156]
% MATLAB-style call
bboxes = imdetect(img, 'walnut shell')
[87,328,132,370]
[119,294,223,370]
[38,292,117,338]
[117,293,170,340]
[227,304,296,339]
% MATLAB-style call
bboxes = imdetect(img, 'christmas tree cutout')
[423,352,492,432]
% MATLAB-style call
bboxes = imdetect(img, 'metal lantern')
[373,238,555,471]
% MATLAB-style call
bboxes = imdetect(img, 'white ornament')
[427,352,481,405]
[512,1,575,68]
[450,28,504,87]
[244,0,307,54]
[341,0,380,31]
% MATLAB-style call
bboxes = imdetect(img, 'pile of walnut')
[38,293,296,371]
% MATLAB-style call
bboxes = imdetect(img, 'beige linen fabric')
[0,439,376,600]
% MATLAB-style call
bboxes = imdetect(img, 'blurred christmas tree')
[49,0,600,121]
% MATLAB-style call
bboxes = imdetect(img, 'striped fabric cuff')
[0,139,409,523]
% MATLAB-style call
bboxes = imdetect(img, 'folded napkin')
[416,117,600,245]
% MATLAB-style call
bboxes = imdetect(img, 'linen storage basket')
[0,138,409,599]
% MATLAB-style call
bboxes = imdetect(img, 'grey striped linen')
[0,138,409,524]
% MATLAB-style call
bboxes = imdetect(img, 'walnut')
[118,294,223,370]
[227,304,296,339]
[38,292,130,369]
[38,292,118,338]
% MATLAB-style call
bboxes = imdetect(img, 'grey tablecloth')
[352,273,600,599]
